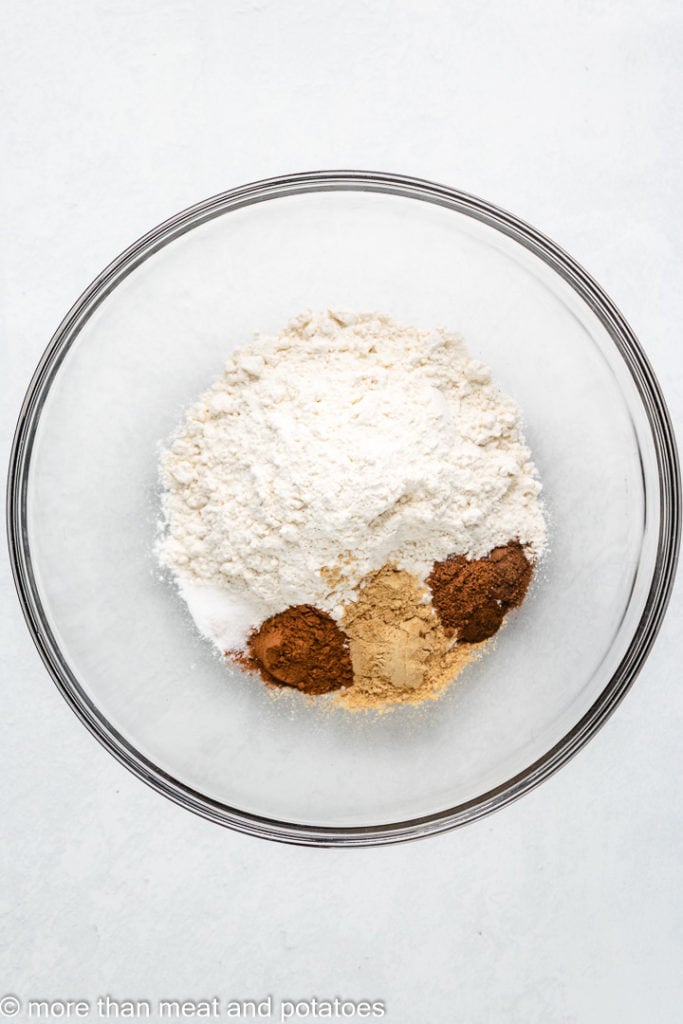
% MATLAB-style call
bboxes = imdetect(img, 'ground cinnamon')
[427,541,533,643]
[245,604,353,695]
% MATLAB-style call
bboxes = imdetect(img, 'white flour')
[158,310,546,649]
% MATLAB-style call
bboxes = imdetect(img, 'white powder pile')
[157,310,546,651]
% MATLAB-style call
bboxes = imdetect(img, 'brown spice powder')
[241,604,353,695]
[427,541,533,643]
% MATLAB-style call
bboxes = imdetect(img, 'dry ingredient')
[159,310,546,636]
[338,565,481,710]
[244,605,352,695]
[158,310,547,710]
[427,541,533,643]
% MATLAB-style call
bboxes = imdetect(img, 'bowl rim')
[6,169,681,846]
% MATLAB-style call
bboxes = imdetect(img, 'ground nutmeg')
[427,541,533,643]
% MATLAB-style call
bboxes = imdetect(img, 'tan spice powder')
[334,564,483,711]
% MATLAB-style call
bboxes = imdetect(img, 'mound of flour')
[158,310,546,649]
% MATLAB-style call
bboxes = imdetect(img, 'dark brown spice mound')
[245,604,353,695]
[427,541,533,643]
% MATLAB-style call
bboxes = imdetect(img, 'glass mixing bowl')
[7,171,680,846]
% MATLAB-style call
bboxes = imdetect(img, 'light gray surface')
[1,2,681,1022]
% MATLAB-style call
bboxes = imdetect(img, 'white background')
[2,2,682,1022]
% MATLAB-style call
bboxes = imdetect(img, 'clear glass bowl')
[7,171,680,846]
